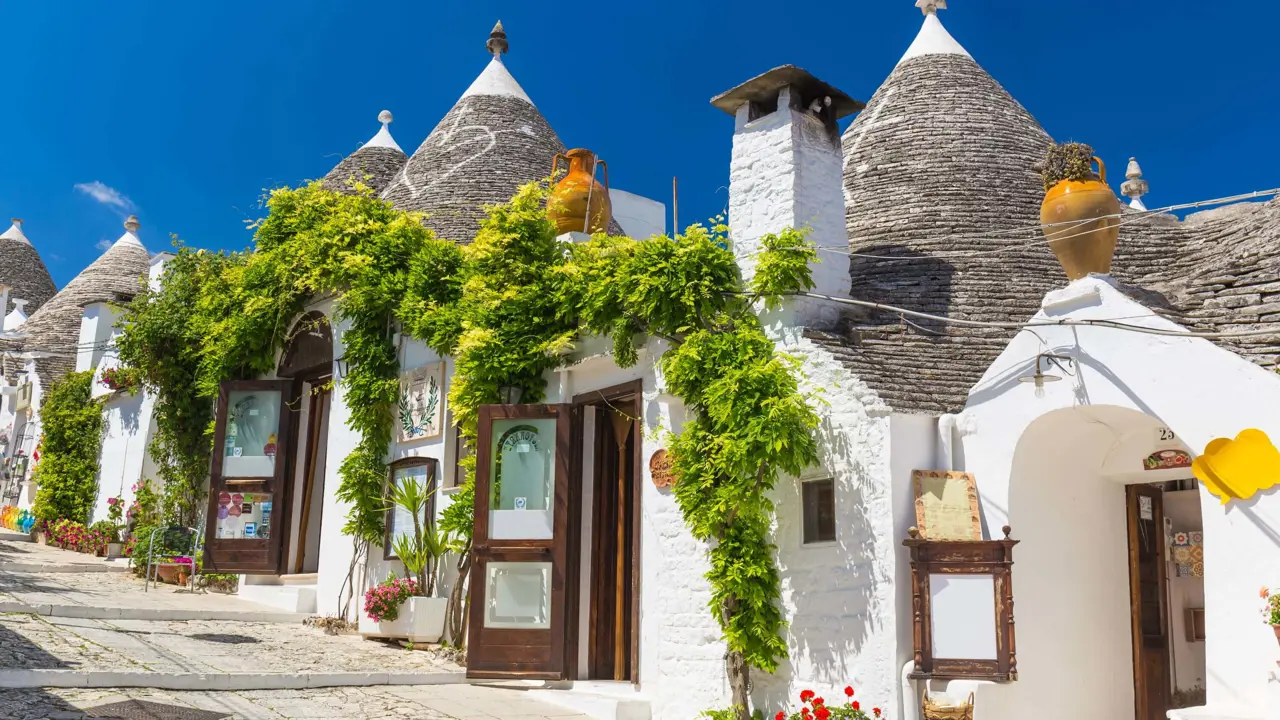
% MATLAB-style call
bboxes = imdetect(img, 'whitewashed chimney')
[713,66,862,329]
[3,299,27,332]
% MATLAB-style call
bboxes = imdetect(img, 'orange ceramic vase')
[549,149,611,234]
[1040,156,1120,280]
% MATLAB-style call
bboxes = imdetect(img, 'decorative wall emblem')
[649,449,675,489]
[1171,529,1204,578]
[398,362,445,442]
[1143,449,1191,471]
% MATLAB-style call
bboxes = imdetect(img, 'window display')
[222,390,282,478]
[214,491,273,539]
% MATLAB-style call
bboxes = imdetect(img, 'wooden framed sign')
[913,470,981,541]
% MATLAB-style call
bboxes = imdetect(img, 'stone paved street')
[0,535,289,615]
[0,685,594,720]
[0,535,594,719]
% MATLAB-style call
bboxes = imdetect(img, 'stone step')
[0,600,308,623]
[0,669,467,690]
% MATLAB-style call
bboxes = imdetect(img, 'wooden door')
[203,380,295,574]
[467,404,575,680]
[1127,484,1171,720]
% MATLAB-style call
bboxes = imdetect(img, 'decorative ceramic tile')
[1173,546,1193,563]
[1190,546,1204,563]
[1177,563,1193,577]
[1173,532,1189,546]
[1192,562,1204,577]
[1190,531,1203,546]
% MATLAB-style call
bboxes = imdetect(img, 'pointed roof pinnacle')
[1121,157,1149,210]
[487,20,509,58]
[115,215,145,249]
[362,109,404,152]
[124,215,140,233]
[0,218,30,246]
[899,3,971,64]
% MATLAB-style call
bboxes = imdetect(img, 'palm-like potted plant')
[359,476,456,643]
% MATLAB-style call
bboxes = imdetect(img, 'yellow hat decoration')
[1192,428,1280,505]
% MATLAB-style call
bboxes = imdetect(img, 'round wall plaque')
[649,449,676,489]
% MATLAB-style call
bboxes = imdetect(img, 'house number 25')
[1157,427,1176,442]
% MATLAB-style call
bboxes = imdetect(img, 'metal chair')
[143,525,199,592]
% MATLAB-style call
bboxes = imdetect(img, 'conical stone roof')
[380,23,566,242]
[0,219,57,317]
[18,216,151,383]
[322,110,407,195]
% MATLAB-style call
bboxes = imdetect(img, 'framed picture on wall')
[384,457,438,560]
[398,362,445,442]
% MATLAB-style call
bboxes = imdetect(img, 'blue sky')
[2,1,1276,287]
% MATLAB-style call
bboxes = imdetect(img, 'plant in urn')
[548,148,611,234]
[1039,142,1120,280]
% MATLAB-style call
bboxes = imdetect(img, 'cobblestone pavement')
[0,614,460,674]
[0,685,594,720]
[0,536,285,615]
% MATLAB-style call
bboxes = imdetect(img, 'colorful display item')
[1144,449,1192,471]
[1192,428,1280,505]
[1171,531,1205,578]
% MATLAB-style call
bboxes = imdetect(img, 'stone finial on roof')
[487,20,509,57]
[1121,157,1149,211]
[378,110,393,125]
[0,218,30,246]
[124,215,140,232]
[916,0,947,15]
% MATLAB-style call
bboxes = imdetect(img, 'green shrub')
[31,372,104,523]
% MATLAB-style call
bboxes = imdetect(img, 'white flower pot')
[358,596,447,644]
[106,542,125,560]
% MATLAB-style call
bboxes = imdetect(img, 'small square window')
[802,478,836,544]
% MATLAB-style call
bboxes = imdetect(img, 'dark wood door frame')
[572,380,643,684]
[204,380,296,574]
[467,404,576,680]
[277,371,331,578]
[1127,484,1171,720]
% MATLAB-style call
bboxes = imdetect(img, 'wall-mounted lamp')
[1018,353,1075,398]
[497,385,524,405]
[334,355,350,379]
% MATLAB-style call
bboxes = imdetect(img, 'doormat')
[85,700,231,720]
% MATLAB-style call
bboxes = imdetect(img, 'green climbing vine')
[31,371,106,523]
[118,180,461,543]
[118,176,819,718]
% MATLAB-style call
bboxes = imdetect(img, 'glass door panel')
[489,418,557,540]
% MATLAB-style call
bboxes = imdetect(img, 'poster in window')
[398,362,445,442]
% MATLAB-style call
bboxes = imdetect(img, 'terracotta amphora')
[548,149,611,234]
[1040,156,1120,280]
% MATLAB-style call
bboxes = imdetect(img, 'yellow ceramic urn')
[1040,156,1120,280]
[548,148,611,234]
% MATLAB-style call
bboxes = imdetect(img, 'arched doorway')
[1004,406,1206,720]
[278,311,333,576]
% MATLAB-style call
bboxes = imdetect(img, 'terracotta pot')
[1040,156,1120,280]
[156,565,180,584]
[176,571,189,586]
[1273,624,1280,646]
[548,149,611,235]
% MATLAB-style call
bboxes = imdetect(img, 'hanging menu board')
[912,470,982,541]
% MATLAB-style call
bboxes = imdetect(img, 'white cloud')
[95,238,113,252]
[74,181,136,212]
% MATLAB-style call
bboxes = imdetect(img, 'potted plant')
[1262,586,1280,646]
[705,685,883,720]
[359,476,454,643]
[1039,142,1120,280]
[105,496,125,559]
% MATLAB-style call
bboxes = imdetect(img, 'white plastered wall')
[959,275,1280,718]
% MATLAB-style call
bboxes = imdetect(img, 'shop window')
[802,477,836,544]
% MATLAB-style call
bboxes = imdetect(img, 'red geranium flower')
[775,713,785,720]
[813,698,824,707]
[800,690,815,703]
[852,701,860,711]
[814,708,830,720]
[844,686,854,697]
[873,708,882,717]
[801,709,811,718]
